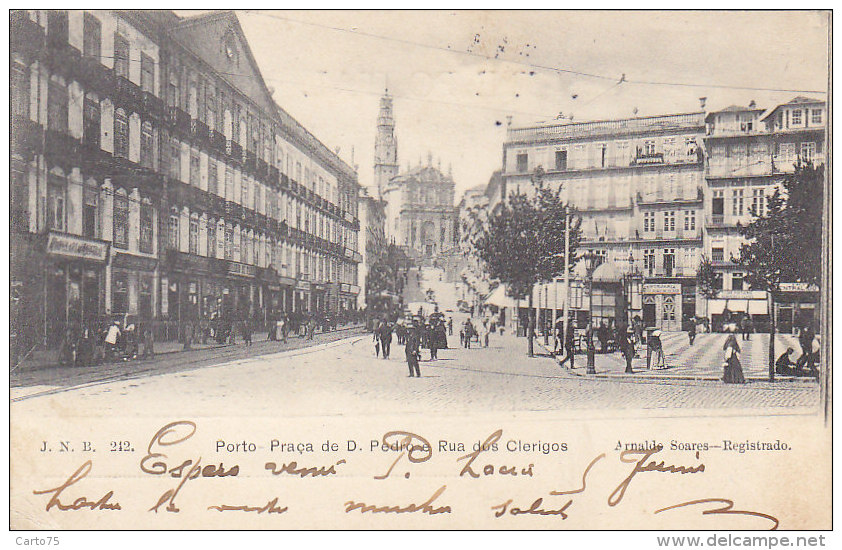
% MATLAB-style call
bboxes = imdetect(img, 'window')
[811,109,822,125]
[751,188,766,217]
[224,226,233,260]
[48,79,68,132]
[711,247,725,262]
[47,177,66,231]
[791,109,802,125]
[83,13,102,59]
[47,10,69,48]
[683,210,696,231]
[732,189,744,216]
[800,142,816,163]
[516,153,528,172]
[189,218,199,255]
[644,249,656,277]
[112,273,128,315]
[169,139,181,180]
[732,272,744,291]
[664,211,675,232]
[168,70,180,109]
[225,167,234,199]
[113,192,129,249]
[114,109,129,159]
[643,140,656,156]
[190,151,200,186]
[685,137,697,157]
[663,248,675,277]
[139,276,153,319]
[140,121,154,168]
[241,177,249,207]
[140,202,154,254]
[11,61,29,118]
[713,272,723,291]
[168,214,180,250]
[208,161,217,195]
[778,142,796,161]
[643,212,655,232]
[140,53,154,94]
[113,33,130,79]
[207,222,217,258]
[83,95,100,148]
[83,185,98,238]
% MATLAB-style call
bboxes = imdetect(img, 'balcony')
[10,12,45,60]
[45,41,82,81]
[243,150,257,173]
[167,107,191,134]
[115,75,143,112]
[706,159,772,178]
[44,129,79,162]
[772,154,825,174]
[280,173,290,189]
[141,91,165,120]
[11,116,43,156]
[226,140,243,164]
[77,56,115,96]
[209,130,226,153]
[256,158,269,180]
[268,166,280,187]
[632,152,665,165]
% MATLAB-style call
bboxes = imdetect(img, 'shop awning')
[485,285,518,308]
[748,300,768,315]
[709,299,727,315]
[726,299,749,312]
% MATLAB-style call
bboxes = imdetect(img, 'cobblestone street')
[11,328,820,417]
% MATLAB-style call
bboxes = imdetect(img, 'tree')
[470,167,581,356]
[696,255,720,301]
[366,243,410,320]
[738,162,824,380]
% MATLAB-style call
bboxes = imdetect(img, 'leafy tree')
[737,161,825,379]
[366,243,410,319]
[470,166,581,356]
[696,255,720,300]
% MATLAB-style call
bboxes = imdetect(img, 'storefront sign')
[718,290,767,300]
[113,252,158,272]
[227,261,256,278]
[340,283,351,293]
[642,283,681,295]
[778,282,819,292]
[278,276,296,287]
[46,232,108,263]
[296,281,311,291]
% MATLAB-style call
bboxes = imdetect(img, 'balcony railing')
[10,12,45,59]
[167,107,191,134]
[772,154,825,173]
[506,112,704,144]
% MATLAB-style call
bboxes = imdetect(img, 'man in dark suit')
[405,323,421,378]
[379,322,393,359]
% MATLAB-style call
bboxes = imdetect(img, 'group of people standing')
[371,311,452,378]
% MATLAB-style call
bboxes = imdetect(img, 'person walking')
[688,321,696,346]
[722,325,745,384]
[651,329,665,369]
[405,323,421,378]
[380,322,393,359]
[141,324,155,359]
[373,322,382,358]
[620,327,635,374]
[559,321,576,369]
[741,315,751,341]
[482,320,490,348]
[795,326,814,375]
[104,320,121,362]
[242,319,252,346]
[447,318,453,336]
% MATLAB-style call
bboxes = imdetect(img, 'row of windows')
[711,187,767,217]
[642,211,697,233]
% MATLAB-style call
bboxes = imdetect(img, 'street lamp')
[583,250,600,374]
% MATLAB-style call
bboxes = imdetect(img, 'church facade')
[373,92,458,260]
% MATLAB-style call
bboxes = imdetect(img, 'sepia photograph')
[8,8,832,536]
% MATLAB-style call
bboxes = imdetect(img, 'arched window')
[114,108,129,159]
[139,198,154,254]
[140,121,154,168]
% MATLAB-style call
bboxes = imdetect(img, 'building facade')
[503,112,706,331]
[703,97,825,332]
[357,187,387,309]
[10,9,361,357]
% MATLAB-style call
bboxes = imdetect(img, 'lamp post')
[584,250,599,374]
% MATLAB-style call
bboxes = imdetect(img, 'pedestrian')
[688,321,696,346]
[104,320,121,362]
[373,323,382,358]
[464,319,475,349]
[380,322,393,359]
[228,319,237,345]
[620,328,635,374]
[482,320,490,348]
[795,326,813,375]
[141,324,155,359]
[559,321,576,369]
[741,315,751,341]
[722,325,745,384]
[242,319,252,346]
[183,320,193,351]
[651,329,665,369]
[447,318,453,336]
[405,324,421,378]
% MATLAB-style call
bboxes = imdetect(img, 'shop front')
[295,280,311,312]
[222,260,258,321]
[774,283,820,334]
[43,231,110,347]
[163,250,218,329]
[257,267,296,325]
[641,283,682,331]
[110,251,158,324]
[706,290,769,332]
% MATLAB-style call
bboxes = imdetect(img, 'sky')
[209,10,829,199]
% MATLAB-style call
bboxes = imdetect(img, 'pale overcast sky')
[213,10,829,198]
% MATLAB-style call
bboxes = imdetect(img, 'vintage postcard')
[8,9,832,537]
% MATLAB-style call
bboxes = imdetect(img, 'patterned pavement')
[563,331,809,380]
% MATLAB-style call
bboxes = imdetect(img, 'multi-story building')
[10,9,361,358]
[457,180,493,312]
[503,111,706,331]
[357,187,386,309]
[703,96,825,332]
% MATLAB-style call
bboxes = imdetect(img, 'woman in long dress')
[722,325,746,384]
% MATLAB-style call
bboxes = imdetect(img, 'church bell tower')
[373,90,399,198]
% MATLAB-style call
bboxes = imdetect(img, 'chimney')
[749,99,756,108]
[699,97,707,110]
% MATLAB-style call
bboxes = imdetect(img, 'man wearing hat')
[405,319,421,378]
